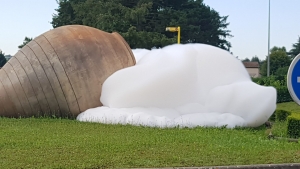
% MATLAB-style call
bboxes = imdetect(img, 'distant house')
[243,62,260,78]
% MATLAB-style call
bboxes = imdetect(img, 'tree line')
[2,0,233,66]
[0,51,6,67]
[51,0,232,50]
[2,0,299,78]
[242,37,300,77]
[0,37,33,67]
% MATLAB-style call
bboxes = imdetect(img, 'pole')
[177,27,181,44]
[165,26,181,44]
[267,0,270,77]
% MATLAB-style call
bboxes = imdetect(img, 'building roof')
[243,61,260,68]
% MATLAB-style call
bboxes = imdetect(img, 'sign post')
[287,53,300,105]
[166,26,180,44]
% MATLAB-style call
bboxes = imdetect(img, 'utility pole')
[267,0,271,77]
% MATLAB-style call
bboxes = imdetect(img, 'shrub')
[275,109,292,121]
[252,76,293,103]
[277,86,293,103]
[287,113,300,139]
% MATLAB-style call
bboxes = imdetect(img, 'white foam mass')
[77,43,277,128]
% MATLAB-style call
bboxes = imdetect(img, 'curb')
[131,163,300,169]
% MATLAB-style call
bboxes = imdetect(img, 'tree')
[242,58,250,62]
[288,36,300,59]
[0,50,7,67]
[250,55,260,63]
[51,0,232,50]
[18,37,33,49]
[260,46,291,76]
[52,0,86,28]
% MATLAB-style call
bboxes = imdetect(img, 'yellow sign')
[166,26,181,44]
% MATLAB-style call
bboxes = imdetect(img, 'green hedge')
[276,86,293,103]
[287,113,300,139]
[252,76,293,103]
[275,109,292,121]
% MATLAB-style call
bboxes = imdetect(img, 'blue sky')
[1,0,299,61]
[204,0,300,60]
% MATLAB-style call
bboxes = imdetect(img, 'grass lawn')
[272,102,300,138]
[0,102,300,169]
[277,102,300,112]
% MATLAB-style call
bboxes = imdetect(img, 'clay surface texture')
[0,25,135,118]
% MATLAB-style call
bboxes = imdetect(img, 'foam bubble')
[77,43,277,128]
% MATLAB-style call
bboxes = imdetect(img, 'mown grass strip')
[277,102,300,113]
[1,117,300,169]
